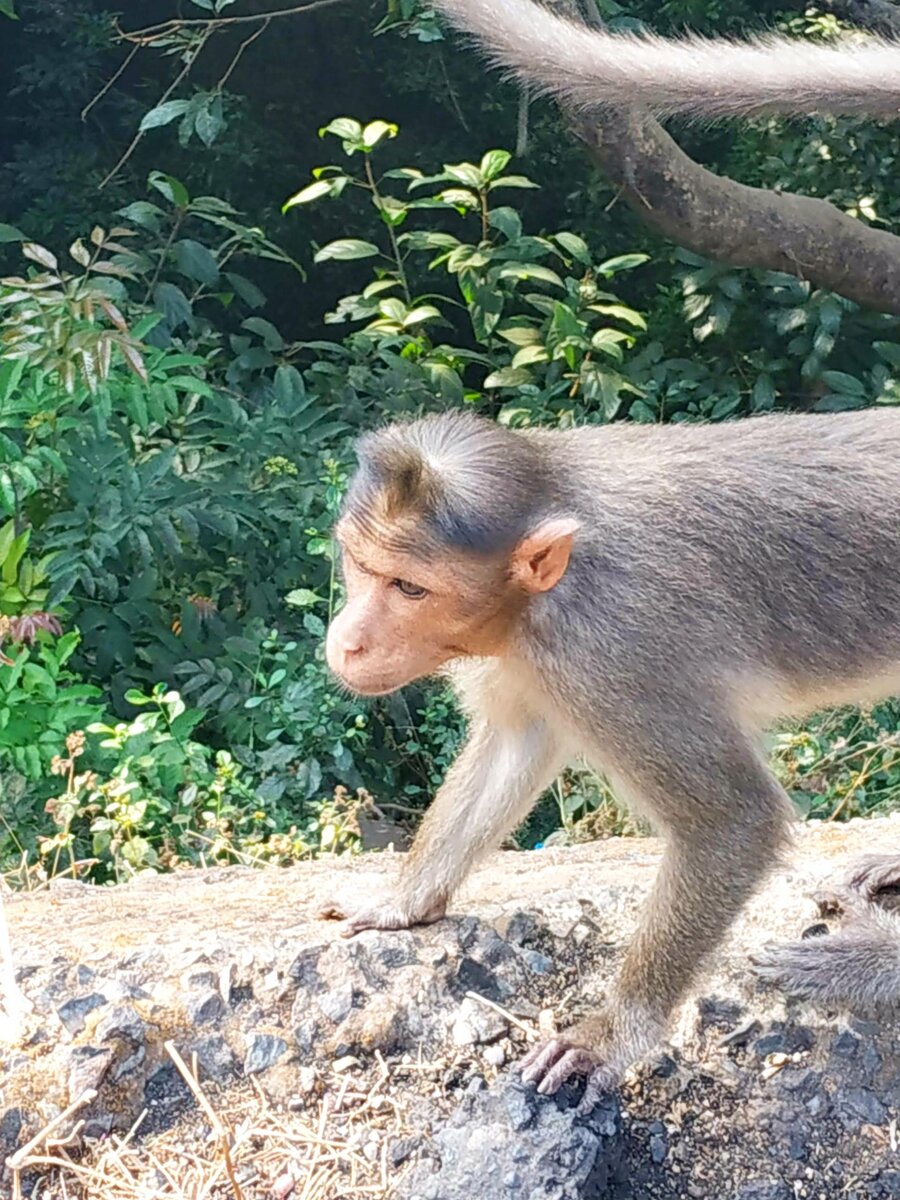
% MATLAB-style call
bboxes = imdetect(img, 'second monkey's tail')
[432,0,900,120]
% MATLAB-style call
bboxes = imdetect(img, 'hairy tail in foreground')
[753,854,900,1010]
[433,0,900,120]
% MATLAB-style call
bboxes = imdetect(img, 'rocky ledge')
[1,817,898,1198]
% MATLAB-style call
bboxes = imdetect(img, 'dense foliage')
[0,0,898,883]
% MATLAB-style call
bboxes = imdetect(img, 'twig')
[464,989,537,1036]
[98,31,211,190]
[164,1040,244,1200]
[217,17,271,91]
[81,40,141,121]
[118,0,349,44]
[7,1088,97,1172]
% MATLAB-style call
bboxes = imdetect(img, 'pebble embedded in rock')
[57,992,106,1036]
[244,1034,288,1075]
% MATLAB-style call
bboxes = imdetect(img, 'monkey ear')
[511,518,580,593]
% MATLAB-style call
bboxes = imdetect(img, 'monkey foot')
[317,896,446,937]
[519,1037,618,1115]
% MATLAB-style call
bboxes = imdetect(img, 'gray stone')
[836,1087,887,1131]
[57,992,106,1035]
[95,1005,145,1045]
[522,950,554,975]
[186,987,225,1025]
[192,1034,236,1083]
[399,1077,624,1200]
[244,1033,288,1075]
[316,982,354,1024]
[67,1046,114,1100]
[736,1182,791,1200]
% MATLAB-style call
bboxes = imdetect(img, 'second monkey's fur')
[432,0,900,119]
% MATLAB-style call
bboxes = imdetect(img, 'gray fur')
[754,854,900,1008]
[326,408,900,1095]
[434,0,900,119]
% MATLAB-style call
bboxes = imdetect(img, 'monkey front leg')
[319,718,564,937]
[522,743,792,1111]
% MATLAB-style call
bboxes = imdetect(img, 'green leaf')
[139,100,191,132]
[483,367,533,388]
[154,282,193,329]
[488,206,522,241]
[819,370,865,396]
[242,317,284,350]
[148,171,190,208]
[285,588,321,608]
[479,149,512,181]
[319,117,363,143]
[362,120,398,148]
[597,253,650,274]
[314,239,380,262]
[283,178,345,209]
[174,239,220,285]
[874,341,900,369]
[553,231,591,263]
[194,93,226,146]
[225,272,266,308]
[0,2,19,19]
[443,162,483,188]
[489,175,539,190]
[0,223,23,242]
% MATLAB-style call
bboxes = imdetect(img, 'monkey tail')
[433,0,900,120]
[754,908,900,1009]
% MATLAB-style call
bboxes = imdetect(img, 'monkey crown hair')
[344,411,546,554]
[433,0,900,120]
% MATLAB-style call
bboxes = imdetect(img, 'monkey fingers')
[316,896,446,937]
[519,1036,618,1113]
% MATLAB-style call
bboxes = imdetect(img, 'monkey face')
[325,514,578,696]
[325,520,513,695]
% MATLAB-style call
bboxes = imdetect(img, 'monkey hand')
[519,1007,663,1116]
[317,892,447,938]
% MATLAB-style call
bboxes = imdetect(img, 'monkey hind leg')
[752,909,900,1010]
[520,720,794,1109]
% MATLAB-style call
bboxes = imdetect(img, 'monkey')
[429,0,900,120]
[753,852,900,1009]
[320,406,900,1111]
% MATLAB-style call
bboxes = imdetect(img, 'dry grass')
[6,1045,418,1200]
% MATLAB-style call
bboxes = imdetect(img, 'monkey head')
[325,413,579,696]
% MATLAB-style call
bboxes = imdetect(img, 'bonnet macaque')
[431,0,900,120]
[322,408,900,1110]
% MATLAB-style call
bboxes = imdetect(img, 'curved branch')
[117,0,348,45]
[576,107,900,314]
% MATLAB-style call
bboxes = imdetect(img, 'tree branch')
[575,109,900,314]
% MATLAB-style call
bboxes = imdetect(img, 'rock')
[451,997,508,1046]
[186,987,225,1025]
[57,992,106,1035]
[244,1034,288,1075]
[2,817,898,1197]
[192,1034,236,1083]
[399,1077,625,1199]
[316,981,354,1024]
[66,1046,114,1101]
[736,1182,791,1200]
[95,1004,145,1045]
[835,1086,887,1132]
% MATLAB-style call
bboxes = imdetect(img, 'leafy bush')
[0,106,898,881]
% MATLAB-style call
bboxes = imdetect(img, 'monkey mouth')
[332,670,408,698]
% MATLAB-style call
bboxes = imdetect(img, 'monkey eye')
[392,578,428,599]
